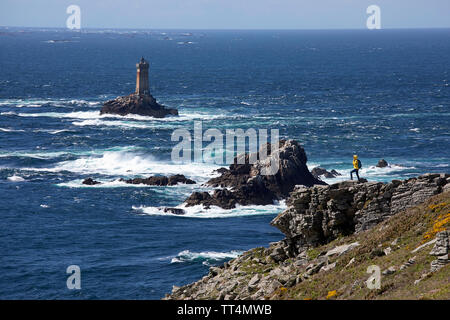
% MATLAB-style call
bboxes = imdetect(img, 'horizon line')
[1,25,450,32]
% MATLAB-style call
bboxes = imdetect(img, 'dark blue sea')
[0,28,449,299]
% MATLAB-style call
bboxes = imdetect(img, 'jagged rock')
[163,207,185,215]
[82,178,101,185]
[270,174,449,255]
[122,174,195,186]
[101,93,178,118]
[400,256,416,270]
[311,167,341,179]
[325,242,359,257]
[185,140,325,209]
[320,262,336,272]
[429,230,449,272]
[376,159,389,168]
[344,257,356,269]
[248,274,261,291]
[382,266,397,275]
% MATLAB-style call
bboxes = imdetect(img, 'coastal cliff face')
[100,94,178,118]
[272,173,450,256]
[166,174,450,300]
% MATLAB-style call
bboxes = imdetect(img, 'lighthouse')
[101,57,178,117]
[135,57,150,96]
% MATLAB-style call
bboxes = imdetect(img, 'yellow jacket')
[353,159,359,169]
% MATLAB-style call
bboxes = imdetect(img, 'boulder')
[163,207,186,215]
[430,230,449,272]
[376,159,389,168]
[122,174,195,186]
[82,178,101,185]
[311,167,341,179]
[101,94,178,118]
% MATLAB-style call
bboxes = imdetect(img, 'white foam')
[7,110,232,122]
[0,146,139,160]
[133,201,286,219]
[170,250,243,264]
[7,175,25,182]
[25,150,221,180]
[319,164,415,184]
[72,119,151,129]
[0,127,25,132]
[0,98,98,108]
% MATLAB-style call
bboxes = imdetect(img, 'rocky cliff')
[166,173,450,300]
[271,173,450,257]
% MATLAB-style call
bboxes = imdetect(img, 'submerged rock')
[100,94,178,118]
[122,174,195,186]
[163,207,186,215]
[376,159,389,168]
[82,178,101,185]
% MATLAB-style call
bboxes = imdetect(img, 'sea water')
[0,28,449,299]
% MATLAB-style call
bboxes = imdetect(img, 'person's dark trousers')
[350,169,360,181]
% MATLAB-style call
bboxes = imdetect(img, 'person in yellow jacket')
[350,155,362,181]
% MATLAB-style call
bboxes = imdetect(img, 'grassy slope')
[266,191,450,300]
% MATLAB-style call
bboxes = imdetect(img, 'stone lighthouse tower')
[135,57,150,96]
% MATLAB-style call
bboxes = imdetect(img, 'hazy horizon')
[1,0,449,30]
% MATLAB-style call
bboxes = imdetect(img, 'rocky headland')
[166,173,450,300]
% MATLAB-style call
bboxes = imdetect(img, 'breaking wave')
[133,201,286,219]
[170,250,243,265]
[23,150,221,181]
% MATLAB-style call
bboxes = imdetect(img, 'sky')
[0,0,449,30]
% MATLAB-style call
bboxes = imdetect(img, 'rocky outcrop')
[166,175,450,300]
[311,167,341,179]
[122,174,195,186]
[82,174,195,186]
[82,178,101,185]
[429,230,449,272]
[376,159,388,168]
[100,94,178,118]
[185,140,326,209]
[271,173,449,255]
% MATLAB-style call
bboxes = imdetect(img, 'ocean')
[0,28,449,299]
